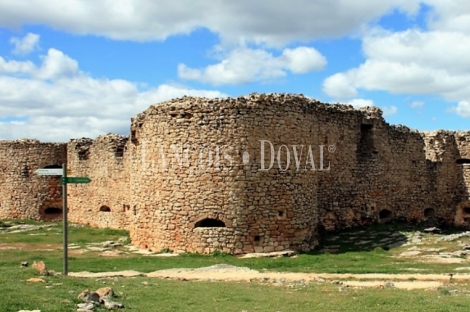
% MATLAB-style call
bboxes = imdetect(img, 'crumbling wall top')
[131,93,387,130]
[0,139,65,146]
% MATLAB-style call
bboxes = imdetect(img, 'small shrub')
[438,287,451,296]
[210,250,229,257]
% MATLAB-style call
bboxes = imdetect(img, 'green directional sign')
[61,177,91,184]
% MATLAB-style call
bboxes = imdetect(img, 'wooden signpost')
[35,164,91,276]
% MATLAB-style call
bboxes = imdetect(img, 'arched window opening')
[424,208,435,219]
[21,165,30,177]
[78,150,89,160]
[463,207,470,215]
[45,207,62,215]
[194,218,225,228]
[456,159,470,164]
[379,209,392,220]
[115,146,124,158]
[99,205,111,212]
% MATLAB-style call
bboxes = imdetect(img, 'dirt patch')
[70,270,143,278]
[0,243,61,251]
[419,255,466,263]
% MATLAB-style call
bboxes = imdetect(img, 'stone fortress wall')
[0,140,66,220]
[1,93,469,254]
[66,135,131,230]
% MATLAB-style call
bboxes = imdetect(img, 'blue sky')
[0,1,469,142]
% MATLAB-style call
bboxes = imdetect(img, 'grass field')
[2,220,470,311]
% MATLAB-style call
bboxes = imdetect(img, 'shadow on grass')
[309,220,470,255]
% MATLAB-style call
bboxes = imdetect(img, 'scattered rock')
[150,252,179,257]
[20,261,28,267]
[77,290,101,303]
[95,286,114,299]
[450,250,468,257]
[423,227,441,234]
[32,261,49,276]
[76,302,94,311]
[240,250,296,259]
[384,281,395,288]
[102,298,124,309]
[86,246,108,252]
[77,287,123,310]
[102,241,122,248]
[436,232,470,242]
[7,224,54,233]
[18,310,41,312]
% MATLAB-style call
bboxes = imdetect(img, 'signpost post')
[35,165,90,276]
[62,163,68,276]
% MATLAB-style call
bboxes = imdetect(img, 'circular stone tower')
[128,94,320,254]
[0,139,67,220]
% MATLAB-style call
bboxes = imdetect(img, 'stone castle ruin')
[1,93,470,254]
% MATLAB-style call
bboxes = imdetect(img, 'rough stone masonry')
[1,93,470,254]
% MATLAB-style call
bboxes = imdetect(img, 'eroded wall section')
[67,135,131,229]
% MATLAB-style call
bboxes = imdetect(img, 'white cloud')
[0,56,35,74]
[410,101,424,108]
[0,50,227,142]
[323,28,470,116]
[10,33,40,55]
[323,73,358,99]
[0,1,421,45]
[343,98,397,116]
[349,98,374,108]
[321,2,470,119]
[449,101,470,118]
[36,49,79,80]
[382,105,398,116]
[280,47,326,74]
[425,0,470,35]
[178,46,326,85]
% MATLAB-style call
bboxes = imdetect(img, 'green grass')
[1,220,469,275]
[2,220,470,311]
[2,269,470,312]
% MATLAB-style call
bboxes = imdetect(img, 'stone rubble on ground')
[31,261,49,276]
[436,232,470,242]
[5,224,55,233]
[240,250,296,258]
[77,287,123,311]
[102,241,122,248]
[423,227,441,234]
[76,302,94,312]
